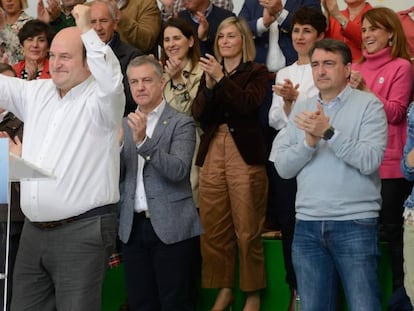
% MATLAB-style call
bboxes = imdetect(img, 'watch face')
[323,127,335,140]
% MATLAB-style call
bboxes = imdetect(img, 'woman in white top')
[268,7,326,131]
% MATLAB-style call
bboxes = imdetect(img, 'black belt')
[31,204,117,230]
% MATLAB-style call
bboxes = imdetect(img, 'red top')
[325,2,372,62]
[398,6,414,78]
[13,58,51,80]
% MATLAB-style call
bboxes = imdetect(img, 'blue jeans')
[292,219,382,311]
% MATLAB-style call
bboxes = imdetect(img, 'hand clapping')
[294,102,331,147]
[199,53,224,89]
[272,78,299,102]
[127,110,147,144]
[164,57,184,81]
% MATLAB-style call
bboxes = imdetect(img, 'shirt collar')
[221,61,252,75]
[58,75,93,100]
[190,2,213,23]
[150,100,166,119]
[182,60,200,78]
[317,84,351,108]
[136,100,166,118]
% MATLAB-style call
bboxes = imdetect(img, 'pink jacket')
[353,47,413,179]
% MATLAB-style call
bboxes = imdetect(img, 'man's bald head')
[49,27,90,97]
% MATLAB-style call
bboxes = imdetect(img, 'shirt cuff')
[277,8,288,24]
[81,29,106,49]
[256,18,267,36]
[403,158,414,174]
[303,139,318,150]
[135,136,148,149]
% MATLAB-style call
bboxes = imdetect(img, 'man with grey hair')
[119,55,203,310]
[89,0,143,115]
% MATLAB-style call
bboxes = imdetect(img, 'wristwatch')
[322,126,335,141]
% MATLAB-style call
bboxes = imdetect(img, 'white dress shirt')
[0,29,125,221]
[134,100,166,213]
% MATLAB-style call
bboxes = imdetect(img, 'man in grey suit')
[118,55,203,311]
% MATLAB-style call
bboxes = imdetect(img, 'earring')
[388,39,392,46]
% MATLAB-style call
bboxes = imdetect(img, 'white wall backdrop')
[26,0,414,21]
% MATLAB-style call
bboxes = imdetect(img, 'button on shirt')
[0,29,125,221]
[134,100,166,213]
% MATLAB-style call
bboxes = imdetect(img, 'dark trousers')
[381,178,413,290]
[122,213,196,311]
[0,222,23,311]
[11,214,116,311]
[261,78,297,289]
[270,165,297,289]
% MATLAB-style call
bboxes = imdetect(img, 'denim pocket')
[352,217,378,227]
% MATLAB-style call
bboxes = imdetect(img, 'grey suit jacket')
[118,103,203,244]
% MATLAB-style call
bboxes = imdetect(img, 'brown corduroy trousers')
[199,125,268,292]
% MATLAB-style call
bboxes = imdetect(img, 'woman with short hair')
[13,19,54,80]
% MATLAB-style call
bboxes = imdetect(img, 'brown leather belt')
[31,204,117,230]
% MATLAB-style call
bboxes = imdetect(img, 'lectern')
[0,138,53,311]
